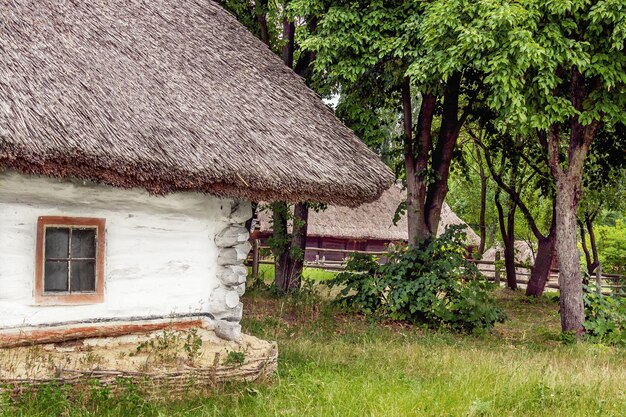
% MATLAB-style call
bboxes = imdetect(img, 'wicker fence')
[247,240,626,296]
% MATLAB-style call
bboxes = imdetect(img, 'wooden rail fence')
[247,240,626,296]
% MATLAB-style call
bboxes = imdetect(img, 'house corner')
[209,200,252,341]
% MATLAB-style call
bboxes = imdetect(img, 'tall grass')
[2,289,625,417]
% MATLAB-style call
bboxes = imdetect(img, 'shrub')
[596,220,626,275]
[331,225,506,333]
[583,288,626,346]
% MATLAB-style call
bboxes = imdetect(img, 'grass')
[253,264,338,282]
[2,286,625,417]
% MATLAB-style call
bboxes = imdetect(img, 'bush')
[596,220,626,275]
[330,226,506,333]
[583,288,626,346]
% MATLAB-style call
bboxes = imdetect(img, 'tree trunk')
[255,0,270,46]
[281,19,295,67]
[245,202,258,232]
[586,216,599,275]
[554,178,585,332]
[476,144,487,255]
[272,9,312,292]
[404,73,465,247]
[503,203,518,290]
[425,73,462,236]
[412,92,437,243]
[579,220,593,277]
[402,77,418,244]
[495,190,517,290]
[549,68,600,333]
[271,201,291,291]
[289,202,309,290]
[271,10,297,291]
[526,232,556,296]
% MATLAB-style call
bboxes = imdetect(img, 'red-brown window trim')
[35,216,106,305]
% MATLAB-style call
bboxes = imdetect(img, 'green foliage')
[331,253,386,315]
[583,288,626,346]
[444,0,626,130]
[331,226,506,332]
[289,0,421,172]
[224,351,246,366]
[596,220,626,275]
[134,329,180,364]
[183,328,204,365]
[221,0,282,51]
[132,328,204,366]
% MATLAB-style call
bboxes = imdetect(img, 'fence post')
[252,239,260,281]
[495,251,501,286]
[595,263,603,294]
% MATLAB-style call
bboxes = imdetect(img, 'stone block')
[217,266,248,286]
[230,200,252,224]
[208,286,240,314]
[215,225,249,247]
[214,320,242,341]
[212,303,243,322]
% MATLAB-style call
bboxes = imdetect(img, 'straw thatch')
[483,241,536,264]
[256,185,481,245]
[0,0,393,206]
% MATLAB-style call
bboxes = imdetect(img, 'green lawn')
[3,288,626,417]
[253,264,338,282]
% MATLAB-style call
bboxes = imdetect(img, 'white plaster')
[0,172,243,328]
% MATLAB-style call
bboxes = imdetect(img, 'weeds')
[224,351,246,366]
[183,328,204,365]
[132,327,205,367]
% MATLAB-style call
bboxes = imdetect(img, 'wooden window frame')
[35,216,106,305]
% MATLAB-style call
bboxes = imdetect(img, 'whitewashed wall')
[0,172,243,329]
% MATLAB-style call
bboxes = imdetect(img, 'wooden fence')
[247,240,626,296]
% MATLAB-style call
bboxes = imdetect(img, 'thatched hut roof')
[0,0,393,206]
[483,241,536,264]
[256,185,481,245]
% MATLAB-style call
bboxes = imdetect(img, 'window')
[35,217,105,305]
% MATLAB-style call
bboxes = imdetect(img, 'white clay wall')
[0,172,237,328]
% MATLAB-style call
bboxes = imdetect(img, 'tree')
[293,0,482,246]
[468,126,557,297]
[387,0,625,328]
[464,1,626,332]
[578,125,626,276]
[290,0,626,334]
[225,0,318,291]
[447,140,500,255]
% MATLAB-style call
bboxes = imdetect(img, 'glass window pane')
[44,261,68,292]
[45,228,69,259]
[70,260,96,292]
[71,229,96,258]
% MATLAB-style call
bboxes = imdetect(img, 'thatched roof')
[256,185,481,245]
[0,0,393,206]
[483,241,536,264]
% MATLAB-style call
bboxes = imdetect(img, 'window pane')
[70,260,96,292]
[44,261,68,292]
[45,228,69,259]
[71,229,96,258]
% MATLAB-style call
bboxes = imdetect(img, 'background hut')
[253,185,480,262]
